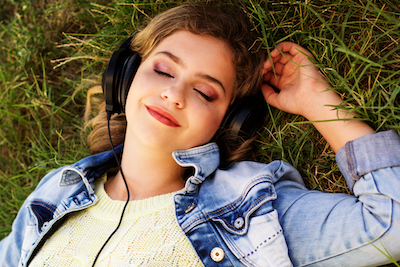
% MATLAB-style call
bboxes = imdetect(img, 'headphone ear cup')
[118,53,141,113]
[102,49,124,115]
[222,94,268,139]
[102,35,141,115]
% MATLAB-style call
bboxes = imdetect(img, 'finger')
[263,70,278,83]
[263,52,281,71]
[267,52,294,70]
[271,62,287,75]
[276,42,314,62]
[261,83,280,109]
[263,45,293,68]
[263,59,290,83]
[263,72,281,90]
[283,43,314,58]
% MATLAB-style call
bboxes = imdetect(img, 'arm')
[262,42,375,152]
[274,130,400,266]
[263,42,400,266]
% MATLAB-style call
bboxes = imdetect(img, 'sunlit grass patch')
[0,3,399,265]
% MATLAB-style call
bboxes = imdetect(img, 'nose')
[160,85,186,108]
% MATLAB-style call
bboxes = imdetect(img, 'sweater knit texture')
[29,176,203,266]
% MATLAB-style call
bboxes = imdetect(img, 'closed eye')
[154,69,174,78]
[194,89,213,102]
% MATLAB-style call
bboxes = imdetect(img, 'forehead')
[153,30,232,55]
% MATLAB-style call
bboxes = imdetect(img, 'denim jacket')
[1,130,400,267]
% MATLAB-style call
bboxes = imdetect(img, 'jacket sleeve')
[0,167,63,267]
[273,130,400,267]
[0,200,31,267]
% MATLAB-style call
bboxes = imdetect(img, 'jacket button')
[210,247,225,262]
[234,217,244,229]
[41,222,49,232]
[184,203,196,213]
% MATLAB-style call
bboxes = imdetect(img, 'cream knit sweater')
[29,176,203,266]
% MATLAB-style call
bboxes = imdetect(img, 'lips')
[146,105,181,127]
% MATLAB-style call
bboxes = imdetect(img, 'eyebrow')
[156,51,226,94]
[156,51,185,67]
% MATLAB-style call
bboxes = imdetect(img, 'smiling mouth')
[146,106,181,127]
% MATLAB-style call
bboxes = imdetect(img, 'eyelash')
[194,89,213,102]
[154,69,174,78]
[154,69,213,102]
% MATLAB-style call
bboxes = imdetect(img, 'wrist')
[300,87,343,122]
[311,109,375,152]
[298,87,375,152]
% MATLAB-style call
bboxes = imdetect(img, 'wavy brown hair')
[86,1,266,168]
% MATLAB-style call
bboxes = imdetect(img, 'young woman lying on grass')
[1,2,400,267]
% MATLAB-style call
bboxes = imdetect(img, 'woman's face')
[125,30,236,152]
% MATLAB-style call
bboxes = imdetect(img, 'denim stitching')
[30,200,57,213]
[216,192,277,235]
[207,176,273,217]
[346,141,359,181]
[30,200,57,231]
[60,166,83,186]
[174,143,218,159]
[242,229,283,258]
[182,176,274,231]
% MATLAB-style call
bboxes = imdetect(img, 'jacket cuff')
[336,130,400,192]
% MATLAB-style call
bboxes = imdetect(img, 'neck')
[104,136,185,201]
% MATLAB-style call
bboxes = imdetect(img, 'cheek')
[124,84,139,119]
[193,107,226,140]
[125,67,155,114]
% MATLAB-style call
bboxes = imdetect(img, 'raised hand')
[261,42,375,152]
[261,42,341,120]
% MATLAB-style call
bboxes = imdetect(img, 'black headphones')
[97,33,267,266]
[102,34,268,139]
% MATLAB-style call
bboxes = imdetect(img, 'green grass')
[252,0,400,192]
[0,0,399,264]
[0,0,105,237]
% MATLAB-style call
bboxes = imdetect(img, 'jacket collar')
[58,143,220,193]
[173,143,220,193]
[58,145,123,192]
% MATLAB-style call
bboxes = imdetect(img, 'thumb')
[261,83,280,110]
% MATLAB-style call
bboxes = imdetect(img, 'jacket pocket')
[214,208,292,267]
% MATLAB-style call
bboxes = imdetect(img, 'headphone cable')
[91,112,130,266]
